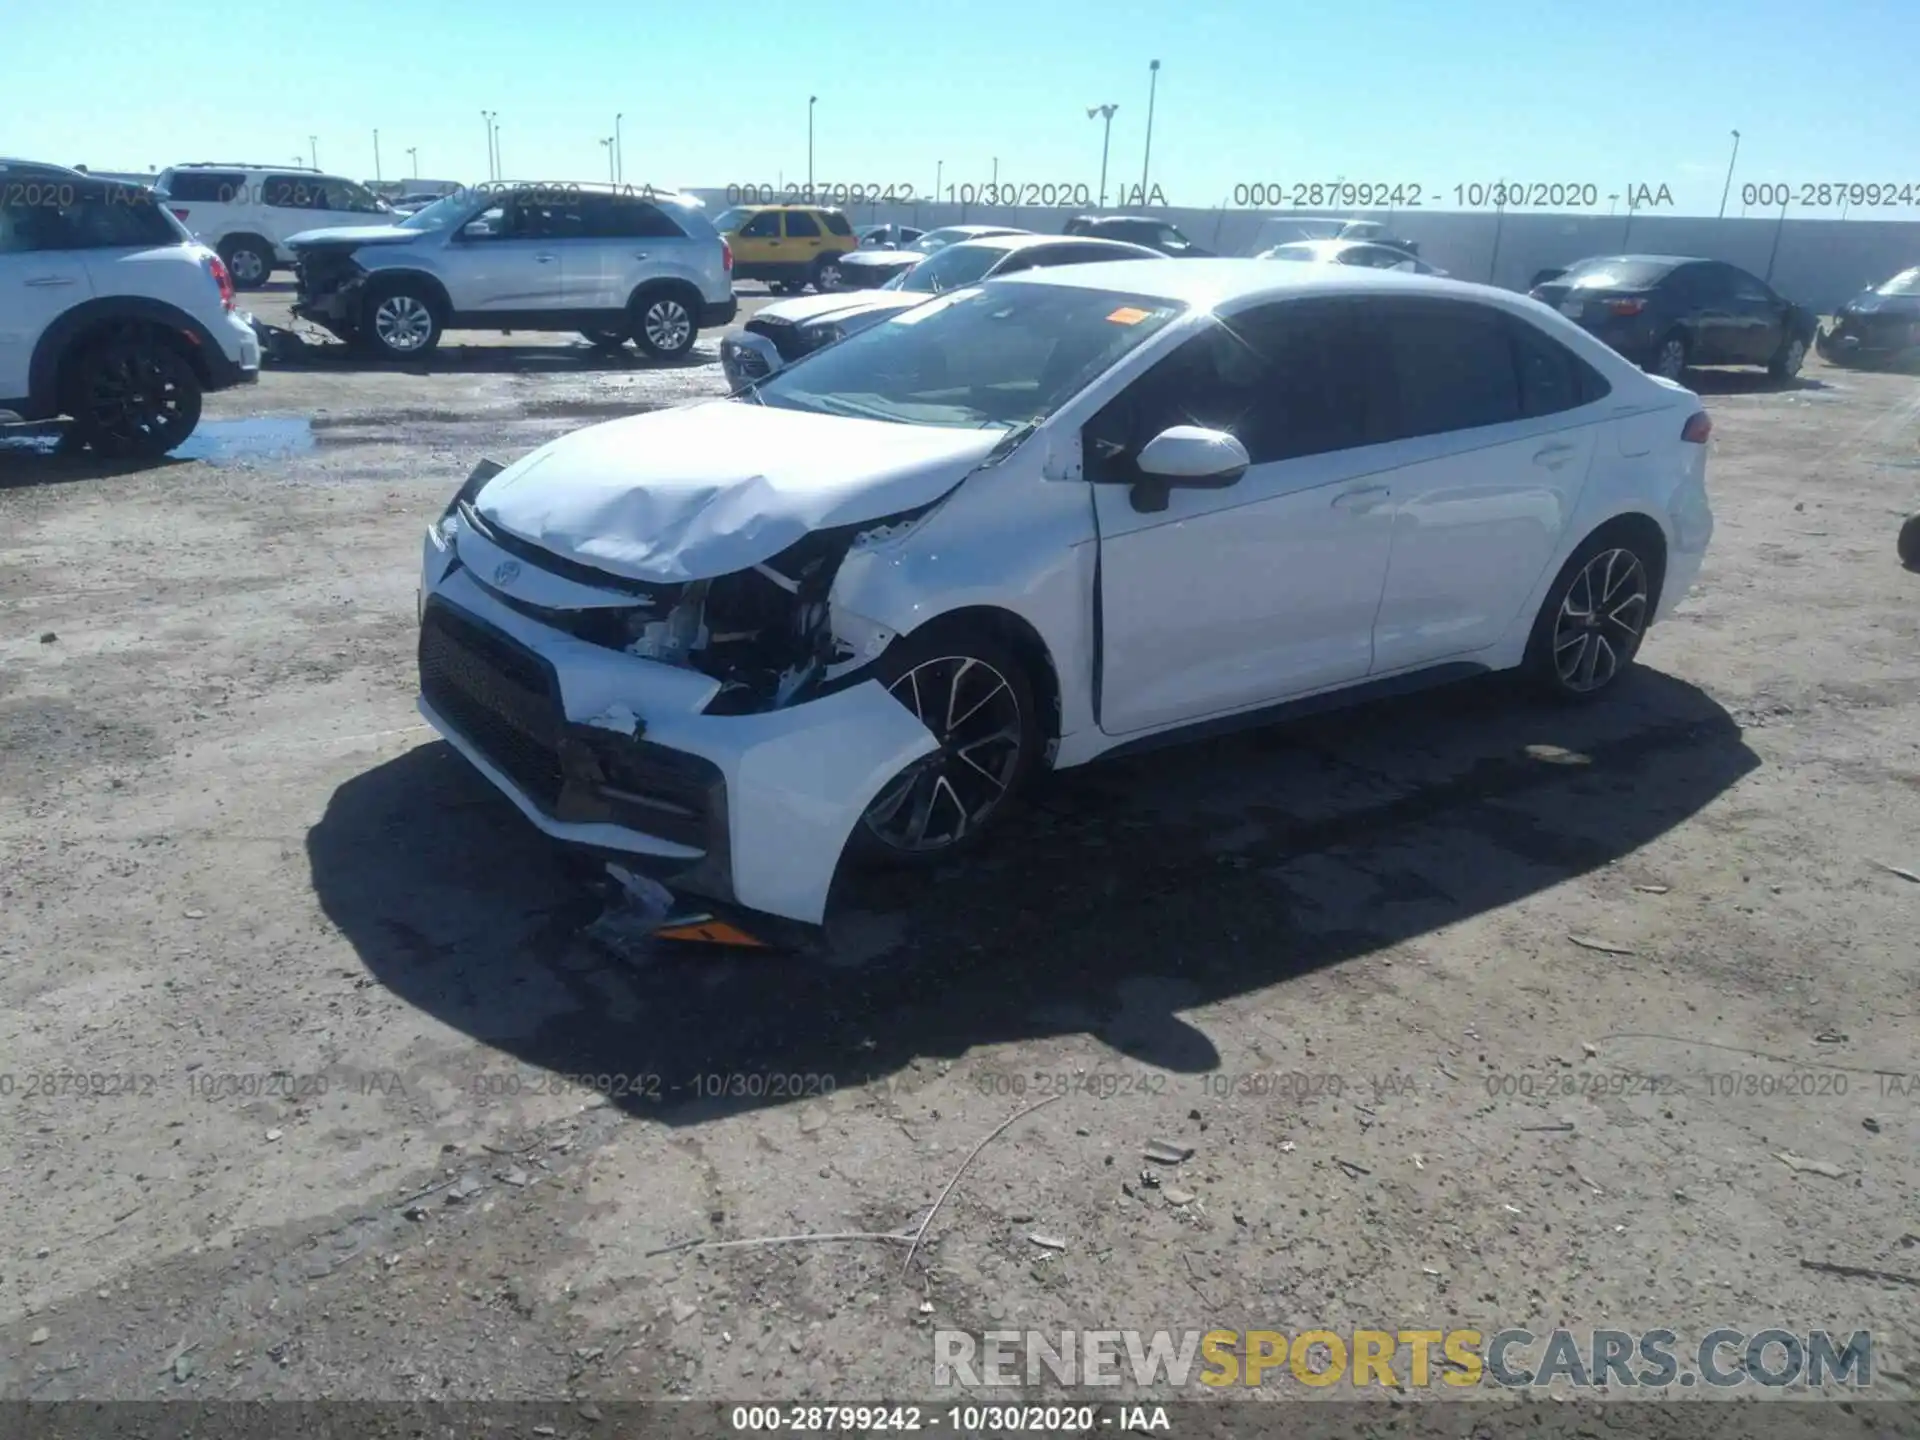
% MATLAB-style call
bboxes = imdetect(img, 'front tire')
[1523,530,1658,701]
[1648,331,1689,382]
[1899,511,1920,571]
[630,290,698,361]
[360,280,443,359]
[219,236,275,290]
[851,627,1040,865]
[67,338,203,459]
[1769,334,1807,382]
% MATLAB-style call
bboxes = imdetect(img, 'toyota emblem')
[492,561,521,588]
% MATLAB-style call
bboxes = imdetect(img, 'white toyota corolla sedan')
[416,261,1714,941]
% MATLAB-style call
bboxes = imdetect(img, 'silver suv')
[287,183,736,361]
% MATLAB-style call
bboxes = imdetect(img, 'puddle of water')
[1873,457,1920,470]
[0,425,64,456]
[171,417,317,465]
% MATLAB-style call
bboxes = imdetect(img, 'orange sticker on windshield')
[1106,306,1152,325]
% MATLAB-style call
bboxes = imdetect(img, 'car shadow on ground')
[308,666,1757,1127]
[0,426,190,488]
[256,324,718,376]
[1683,368,1833,396]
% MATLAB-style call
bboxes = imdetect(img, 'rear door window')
[1509,318,1609,416]
[159,170,245,203]
[783,211,822,238]
[1367,299,1523,439]
[597,196,686,238]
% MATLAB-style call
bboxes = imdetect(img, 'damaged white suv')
[417,261,1713,939]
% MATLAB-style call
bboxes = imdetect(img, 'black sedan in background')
[1530,255,1817,382]
[1819,266,1920,368]
[1061,214,1212,256]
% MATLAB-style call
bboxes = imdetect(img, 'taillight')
[1606,297,1646,316]
[1681,412,1712,444]
[206,254,236,310]
[721,238,733,273]
[170,207,190,222]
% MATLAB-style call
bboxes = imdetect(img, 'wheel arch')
[29,298,218,416]
[889,604,1065,757]
[1567,510,1670,616]
[626,276,706,317]
[362,267,453,318]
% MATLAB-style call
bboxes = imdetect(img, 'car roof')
[1567,253,1706,268]
[728,201,847,213]
[995,257,1526,310]
[0,158,89,178]
[965,233,1157,256]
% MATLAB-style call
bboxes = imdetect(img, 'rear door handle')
[25,275,77,287]
[534,253,557,263]
[1331,484,1392,512]
[1532,443,1578,469]
[633,251,649,260]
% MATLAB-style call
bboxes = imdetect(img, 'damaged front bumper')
[416,532,936,930]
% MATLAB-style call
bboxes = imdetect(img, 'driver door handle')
[633,251,649,260]
[1533,443,1578,469]
[1331,484,1392,512]
[25,275,77,287]
[533,252,557,263]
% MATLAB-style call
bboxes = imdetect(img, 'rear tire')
[1648,331,1688,382]
[630,289,698,361]
[219,235,275,290]
[67,338,203,460]
[811,254,845,293]
[359,279,443,359]
[1522,528,1659,702]
[1768,334,1807,382]
[849,625,1040,866]
[1899,511,1920,571]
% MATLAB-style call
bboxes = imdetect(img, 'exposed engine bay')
[457,495,933,715]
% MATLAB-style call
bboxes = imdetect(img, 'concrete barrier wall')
[689,191,1920,313]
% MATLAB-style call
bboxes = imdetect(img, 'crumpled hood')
[837,250,921,279]
[1843,291,1920,316]
[475,400,1002,584]
[286,224,419,249]
[754,291,917,326]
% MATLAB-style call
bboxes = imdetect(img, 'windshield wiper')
[982,416,1041,465]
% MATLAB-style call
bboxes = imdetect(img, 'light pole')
[1717,129,1740,219]
[1088,104,1118,209]
[992,156,998,191]
[1764,190,1789,284]
[406,146,418,179]
[807,96,817,195]
[615,113,624,186]
[600,137,615,183]
[1608,192,1619,215]
[308,135,318,169]
[493,126,503,179]
[1139,60,1161,205]
[373,128,381,182]
[935,159,943,207]
[481,112,497,180]
[1487,176,1507,283]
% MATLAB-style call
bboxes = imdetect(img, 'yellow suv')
[711,204,858,293]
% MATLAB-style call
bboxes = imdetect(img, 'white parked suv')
[1,160,261,457]
[153,163,393,290]
[288,183,736,361]
[415,261,1713,940]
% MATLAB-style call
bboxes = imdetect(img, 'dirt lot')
[2,285,1917,1424]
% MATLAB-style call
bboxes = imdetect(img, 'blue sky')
[9,0,1920,217]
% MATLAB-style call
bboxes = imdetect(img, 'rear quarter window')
[821,211,853,236]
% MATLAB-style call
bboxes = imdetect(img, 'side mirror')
[458,219,494,239]
[1130,426,1250,512]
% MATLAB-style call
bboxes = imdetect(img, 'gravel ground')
[2,289,1917,1425]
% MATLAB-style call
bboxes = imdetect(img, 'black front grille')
[420,603,564,808]
[421,601,724,852]
[745,317,812,363]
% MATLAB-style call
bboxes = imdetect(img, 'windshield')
[712,206,754,233]
[911,227,974,253]
[897,243,1007,293]
[1875,267,1920,296]
[752,284,1186,430]
[398,192,474,230]
[1562,257,1678,289]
